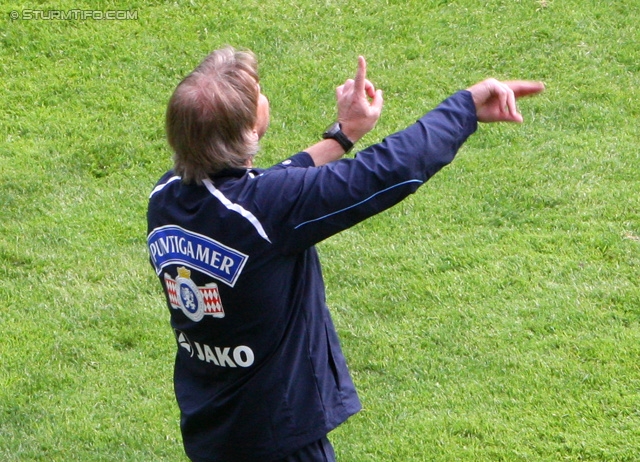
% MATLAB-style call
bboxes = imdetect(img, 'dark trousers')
[276,436,336,462]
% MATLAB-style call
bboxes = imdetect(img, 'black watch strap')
[322,122,354,153]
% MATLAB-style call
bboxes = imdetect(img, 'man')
[147,46,544,462]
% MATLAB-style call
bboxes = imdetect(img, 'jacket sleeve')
[254,90,478,254]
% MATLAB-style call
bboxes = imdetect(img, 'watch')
[322,122,354,153]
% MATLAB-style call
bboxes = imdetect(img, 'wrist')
[305,139,349,167]
[339,125,360,144]
[322,122,354,153]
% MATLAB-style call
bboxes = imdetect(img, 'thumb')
[371,89,384,112]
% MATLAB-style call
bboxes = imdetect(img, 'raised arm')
[304,59,544,165]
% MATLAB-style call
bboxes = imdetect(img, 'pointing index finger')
[505,80,546,98]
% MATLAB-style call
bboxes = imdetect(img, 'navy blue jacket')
[147,91,478,462]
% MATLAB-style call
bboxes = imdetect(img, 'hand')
[336,56,384,142]
[466,78,545,123]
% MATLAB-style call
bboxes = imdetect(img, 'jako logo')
[176,330,254,368]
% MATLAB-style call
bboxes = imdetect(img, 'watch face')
[322,122,353,152]
[324,122,340,137]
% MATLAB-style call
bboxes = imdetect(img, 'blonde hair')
[166,47,260,184]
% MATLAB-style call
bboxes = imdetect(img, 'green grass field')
[1,0,638,460]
